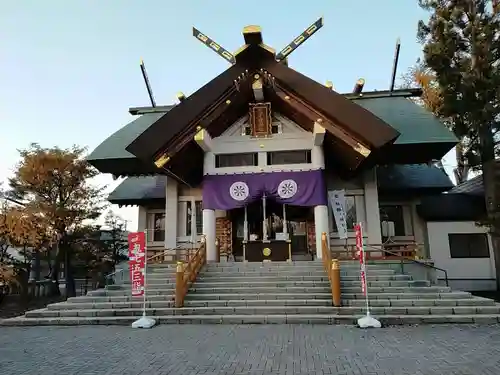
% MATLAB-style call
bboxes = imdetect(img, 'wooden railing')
[175,240,207,308]
[148,246,202,264]
[321,232,341,307]
[331,242,420,261]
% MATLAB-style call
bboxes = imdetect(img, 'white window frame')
[379,201,415,241]
[177,196,203,243]
[146,209,166,246]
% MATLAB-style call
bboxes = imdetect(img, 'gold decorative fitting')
[154,154,170,168]
[353,143,371,157]
[196,125,202,130]
[259,144,264,148]
[325,80,333,89]
[243,25,262,34]
[317,118,323,123]
[284,96,290,100]
[254,73,260,79]
[176,92,186,101]
[226,99,231,104]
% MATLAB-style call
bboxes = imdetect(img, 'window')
[215,153,258,168]
[379,205,405,236]
[195,201,203,235]
[243,122,281,135]
[147,212,165,242]
[448,233,490,258]
[267,150,312,165]
[177,199,203,238]
[329,195,356,231]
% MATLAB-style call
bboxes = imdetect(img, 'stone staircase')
[2,261,500,326]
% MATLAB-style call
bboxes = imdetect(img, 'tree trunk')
[479,124,500,290]
[47,241,61,296]
[65,246,76,298]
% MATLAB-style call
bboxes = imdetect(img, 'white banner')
[328,190,348,239]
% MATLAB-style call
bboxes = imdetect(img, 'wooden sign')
[249,102,272,137]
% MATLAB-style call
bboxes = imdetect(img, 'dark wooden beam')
[272,86,371,158]
[261,60,401,148]
[126,63,247,162]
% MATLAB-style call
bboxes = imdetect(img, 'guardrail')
[175,238,207,308]
[321,232,341,307]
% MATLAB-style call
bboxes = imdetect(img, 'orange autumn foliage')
[9,144,105,233]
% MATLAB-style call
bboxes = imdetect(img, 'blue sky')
[0,0,456,230]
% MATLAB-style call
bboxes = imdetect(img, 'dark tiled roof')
[108,176,167,205]
[108,164,453,205]
[417,193,486,221]
[88,112,168,162]
[353,96,457,145]
[377,164,454,192]
[449,175,484,196]
[88,95,456,176]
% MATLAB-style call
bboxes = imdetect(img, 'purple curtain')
[202,170,327,210]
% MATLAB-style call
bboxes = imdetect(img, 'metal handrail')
[364,244,449,287]
[104,245,186,284]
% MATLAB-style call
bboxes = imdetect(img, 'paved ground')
[1,325,500,375]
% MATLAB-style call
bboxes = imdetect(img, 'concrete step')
[189,286,332,294]
[22,304,500,319]
[107,282,175,290]
[340,286,450,293]
[192,281,331,288]
[195,274,412,282]
[185,292,333,300]
[48,297,496,311]
[67,295,174,303]
[342,291,472,300]
[87,288,174,297]
[200,271,396,278]
[187,286,446,294]
[344,297,497,307]
[3,314,500,326]
[190,280,428,288]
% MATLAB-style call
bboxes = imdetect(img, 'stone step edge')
[27,305,500,317]
[51,297,495,309]
[2,314,500,326]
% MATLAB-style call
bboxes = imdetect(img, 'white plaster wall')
[427,221,496,290]
[204,114,318,175]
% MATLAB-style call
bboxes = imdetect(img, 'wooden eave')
[260,60,401,149]
[125,63,248,162]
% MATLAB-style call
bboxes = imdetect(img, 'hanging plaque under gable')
[249,102,272,137]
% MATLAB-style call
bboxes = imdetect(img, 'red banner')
[128,232,146,297]
[354,223,367,296]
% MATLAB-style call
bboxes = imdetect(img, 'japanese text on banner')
[128,232,146,297]
[328,190,348,239]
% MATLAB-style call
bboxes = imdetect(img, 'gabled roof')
[123,40,402,183]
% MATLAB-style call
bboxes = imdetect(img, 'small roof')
[417,193,486,221]
[449,175,484,196]
[108,176,167,206]
[377,164,454,192]
[108,164,452,206]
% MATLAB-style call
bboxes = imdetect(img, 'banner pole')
[131,229,156,329]
[359,225,371,315]
[142,229,148,317]
[356,222,381,329]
